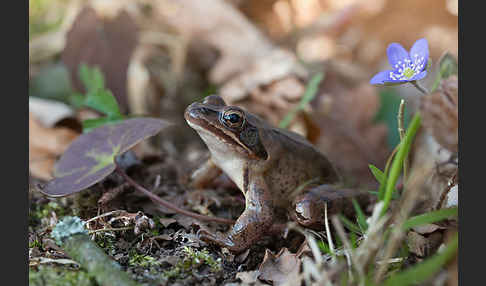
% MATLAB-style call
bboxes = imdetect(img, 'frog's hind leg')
[290,184,371,230]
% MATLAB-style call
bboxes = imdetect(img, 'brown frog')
[185,95,367,252]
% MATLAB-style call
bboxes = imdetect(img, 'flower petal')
[410,38,429,71]
[387,43,410,68]
[370,70,394,85]
[409,70,427,81]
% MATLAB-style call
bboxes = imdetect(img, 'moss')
[162,247,222,279]
[29,239,43,249]
[128,250,160,268]
[29,266,96,286]
[72,190,101,218]
[94,233,118,256]
[30,200,71,226]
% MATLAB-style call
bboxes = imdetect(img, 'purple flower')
[370,38,429,85]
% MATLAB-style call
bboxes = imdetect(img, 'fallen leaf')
[159,217,177,228]
[61,7,138,113]
[421,75,458,153]
[236,270,260,284]
[313,82,388,187]
[258,248,301,286]
[29,113,79,180]
[406,231,443,258]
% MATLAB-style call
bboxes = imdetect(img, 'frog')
[184,95,368,253]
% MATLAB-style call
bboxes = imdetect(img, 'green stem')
[381,113,422,216]
[397,100,408,185]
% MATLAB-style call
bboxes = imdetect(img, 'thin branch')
[88,227,134,234]
[115,166,234,225]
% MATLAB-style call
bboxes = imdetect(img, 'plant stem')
[115,166,234,225]
[411,81,429,95]
[377,144,399,200]
[381,113,422,216]
[397,100,408,184]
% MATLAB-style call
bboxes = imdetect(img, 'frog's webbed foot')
[197,229,237,249]
[291,184,371,230]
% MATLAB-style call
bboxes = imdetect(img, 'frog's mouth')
[185,105,251,156]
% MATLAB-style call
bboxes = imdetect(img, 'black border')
[3,0,28,283]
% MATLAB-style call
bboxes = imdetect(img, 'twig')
[115,166,234,225]
[88,227,134,235]
[86,210,126,223]
[98,182,131,206]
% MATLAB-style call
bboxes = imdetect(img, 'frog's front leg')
[198,177,274,253]
[291,184,371,230]
[189,158,222,189]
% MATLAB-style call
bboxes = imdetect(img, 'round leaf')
[39,118,171,197]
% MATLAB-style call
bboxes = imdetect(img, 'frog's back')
[272,127,338,180]
[261,125,339,206]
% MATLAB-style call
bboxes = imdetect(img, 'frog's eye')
[222,109,245,128]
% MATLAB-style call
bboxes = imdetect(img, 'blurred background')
[29,0,458,188]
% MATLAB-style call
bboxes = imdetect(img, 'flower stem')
[397,100,408,184]
[381,112,422,216]
[411,81,429,95]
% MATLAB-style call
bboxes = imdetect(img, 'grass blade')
[384,232,458,286]
[369,164,385,185]
[352,199,369,231]
[381,113,422,215]
[403,207,457,230]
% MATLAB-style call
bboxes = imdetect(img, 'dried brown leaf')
[236,270,260,285]
[313,82,388,187]
[29,113,80,180]
[258,248,301,286]
[61,7,138,112]
[421,75,458,153]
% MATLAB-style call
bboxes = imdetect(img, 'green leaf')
[339,214,362,234]
[317,241,331,254]
[279,72,324,129]
[384,233,458,286]
[68,92,85,108]
[369,164,385,184]
[381,113,421,215]
[352,199,368,231]
[84,90,122,117]
[79,63,105,92]
[39,118,171,197]
[403,207,457,230]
